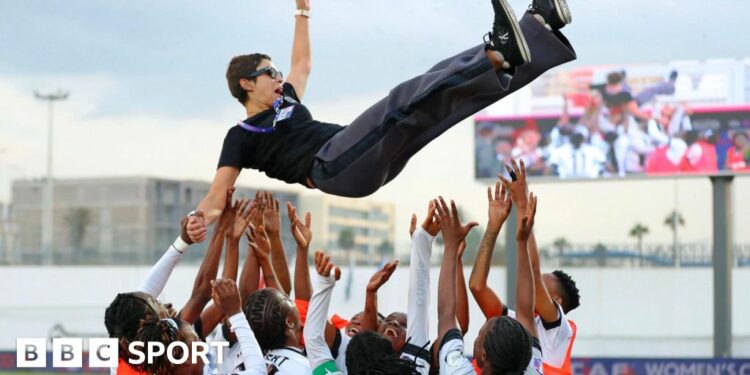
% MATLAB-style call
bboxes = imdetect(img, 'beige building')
[10,177,299,265]
[299,195,395,264]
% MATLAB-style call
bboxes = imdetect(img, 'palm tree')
[629,223,649,267]
[553,237,571,265]
[664,210,685,267]
[593,243,608,267]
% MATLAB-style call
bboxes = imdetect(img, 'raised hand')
[499,159,529,209]
[516,193,538,242]
[229,199,253,240]
[287,202,312,249]
[434,197,478,249]
[487,180,513,232]
[249,191,265,229]
[249,225,272,262]
[186,211,206,243]
[216,188,238,232]
[262,192,281,236]
[409,201,440,237]
[366,260,399,293]
[211,278,242,316]
[314,250,341,280]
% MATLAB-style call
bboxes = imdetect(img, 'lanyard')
[237,97,284,134]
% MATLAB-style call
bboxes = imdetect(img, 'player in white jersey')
[472,160,580,375]
[432,193,542,375]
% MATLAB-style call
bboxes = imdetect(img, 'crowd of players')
[104,160,581,375]
[477,70,750,179]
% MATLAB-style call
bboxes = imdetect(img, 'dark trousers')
[310,12,576,197]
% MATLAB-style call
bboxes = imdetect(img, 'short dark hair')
[553,270,581,313]
[607,72,623,85]
[226,53,271,105]
[243,288,295,352]
[483,317,532,375]
[345,331,420,375]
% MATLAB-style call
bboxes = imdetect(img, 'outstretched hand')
[229,199,253,240]
[249,225,272,262]
[216,188,238,232]
[314,250,341,280]
[366,260,399,293]
[499,159,529,209]
[516,193,538,241]
[487,180,513,231]
[287,202,312,249]
[410,201,441,238]
[434,196,478,249]
[261,192,281,236]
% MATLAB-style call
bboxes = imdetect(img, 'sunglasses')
[246,66,284,80]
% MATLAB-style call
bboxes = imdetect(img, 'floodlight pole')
[711,175,733,358]
[35,90,68,266]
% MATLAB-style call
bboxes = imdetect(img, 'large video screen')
[474,105,750,180]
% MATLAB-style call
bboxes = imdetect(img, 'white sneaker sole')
[553,0,572,24]
[495,0,531,64]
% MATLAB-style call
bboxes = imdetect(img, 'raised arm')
[262,192,292,295]
[434,197,478,348]
[505,159,558,323]
[138,216,194,297]
[250,225,283,292]
[287,202,313,301]
[514,193,538,338]
[469,181,512,318]
[304,251,342,373]
[197,198,253,338]
[362,261,399,332]
[285,0,312,99]
[456,241,469,335]
[407,202,440,345]
[180,188,236,324]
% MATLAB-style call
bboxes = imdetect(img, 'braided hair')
[483,317,532,375]
[552,270,581,313]
[243,288,297,352]
[345,331,420,375]
[104,292,158,369]
[133,316,187,375]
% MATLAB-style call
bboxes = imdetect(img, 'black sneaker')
[529,0,572,30]
[485,0,530,67]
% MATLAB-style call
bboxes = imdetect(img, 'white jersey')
[437,329,542,375]
[548,143,605,178]
[265,347,312,375]
[508,304,574,369]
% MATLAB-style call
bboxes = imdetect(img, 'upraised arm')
[504,159,558,323]
[304,251,342,372]
[288,202,313,301]
[262,192,292,295]
[250,225,283,292]
[180,188,236,323]
[362,261,399,332]
[407,202,439,344]
[434,197,478,346]
[469,181,512,318]
[285,0,312,99]
[456,241,469,335]
[515,193,538,338]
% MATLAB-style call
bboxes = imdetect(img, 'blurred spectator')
[624,117,655,173]
[475,124,503,177]
[634,70,678,105]
[512,127,546,175]
[726,131,750,171]
[680,130,718,173]
[548,129,606,178]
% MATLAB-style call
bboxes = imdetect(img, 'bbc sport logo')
[16,338,229,368]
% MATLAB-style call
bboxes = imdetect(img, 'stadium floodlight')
[34,90,69,266]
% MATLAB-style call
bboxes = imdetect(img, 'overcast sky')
[2,0,749,252]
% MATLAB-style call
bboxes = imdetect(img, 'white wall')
[1,266,748,357]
